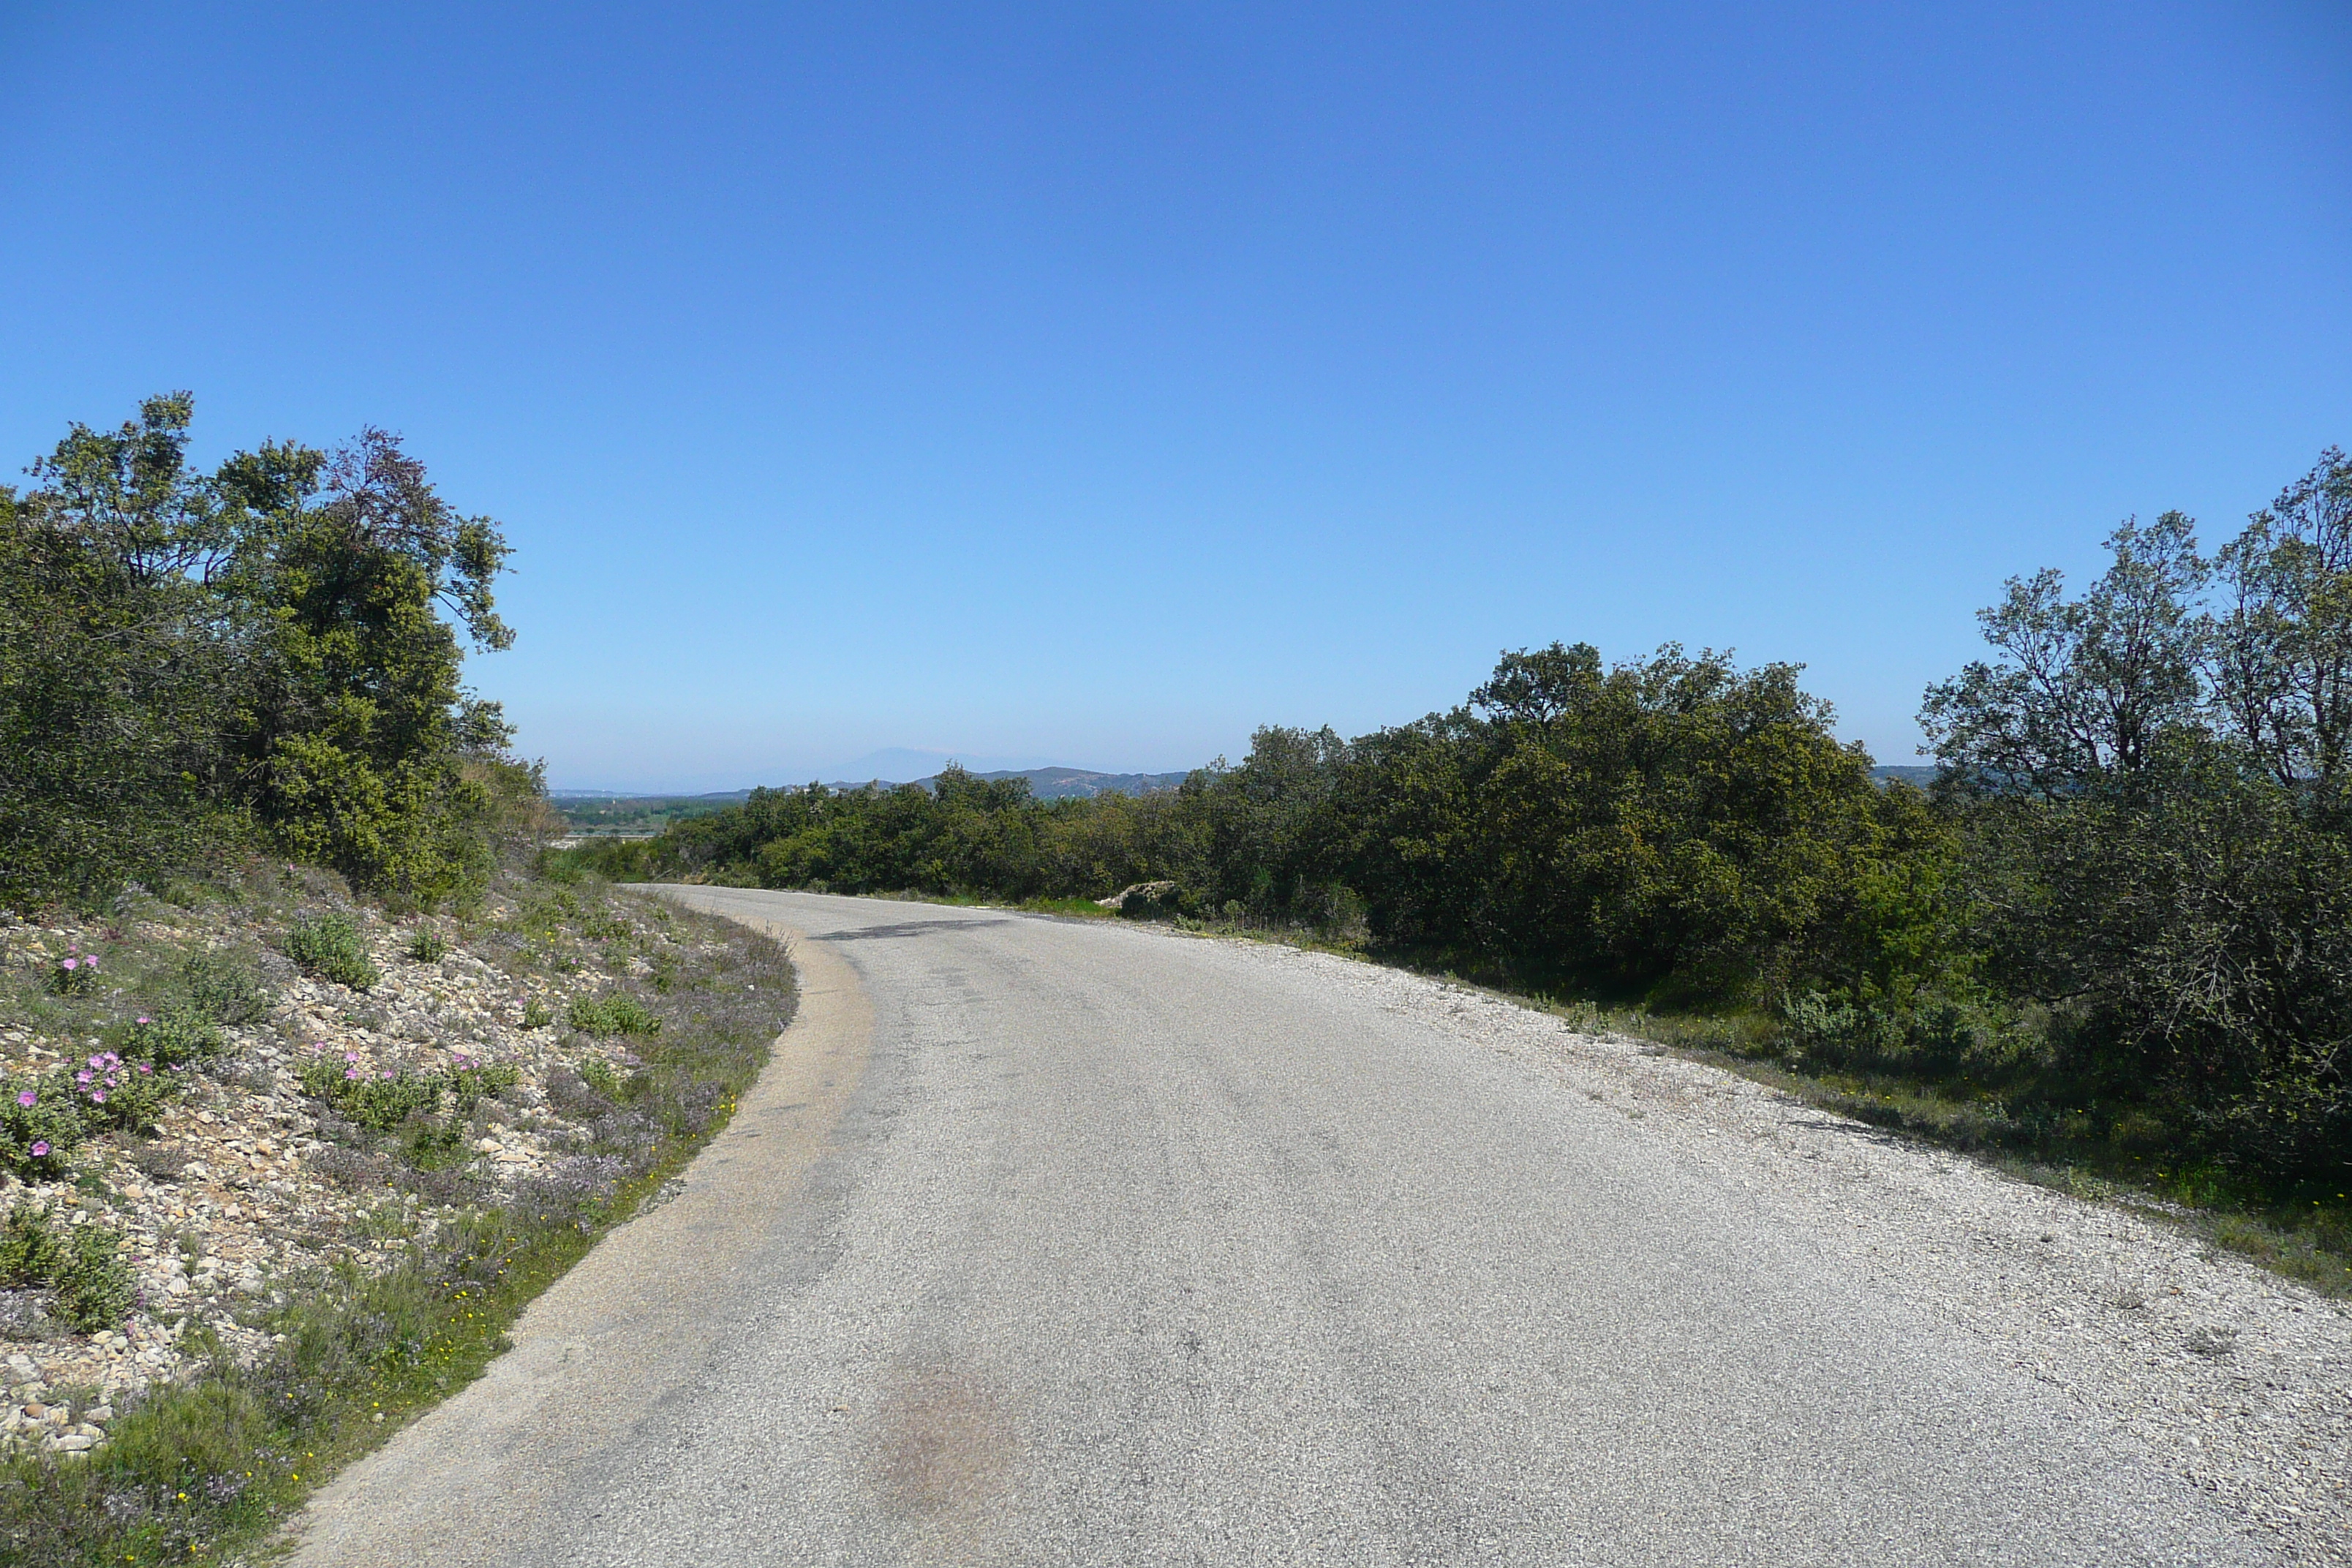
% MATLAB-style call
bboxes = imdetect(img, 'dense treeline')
[600,448,2352,1194]
[1,395,545,910]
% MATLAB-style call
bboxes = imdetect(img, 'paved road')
[292,889,2277,1567]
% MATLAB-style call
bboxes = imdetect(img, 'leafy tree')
[0,396,525,909]
[1921,511,2206,796]
[1923,453,2352,1183]
[0,396,244,903]
[2209,447,2352,797]
[230,427,516,904]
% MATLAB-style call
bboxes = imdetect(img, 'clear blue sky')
[5,3,2348,791]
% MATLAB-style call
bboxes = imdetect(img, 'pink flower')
[15,1090,33,1107]
[136,1016,151,1026]
[344,1067,360,1079]
[345,1052,360,1063]
[381,1069,395,1080]
[76,1071,92,1085]
[29,1141,48,1157]
[60,958,77,972]
[137,1063,151,1075]
[89,1091,105,1104]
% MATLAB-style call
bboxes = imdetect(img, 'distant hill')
[905,766,1194,799]
[552,768,1191,831]
[1870,765,1938,787]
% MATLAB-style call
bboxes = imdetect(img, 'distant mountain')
[1871,764,1938,787]
[549,788,753,802]
[909,766,1194,800]
[826,747,1053,783]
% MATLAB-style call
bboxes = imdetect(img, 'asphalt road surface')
[290,888,2304,1567]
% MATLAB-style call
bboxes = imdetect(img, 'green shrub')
[0,1080,81,1178]
[296,1053,516,1132]
[180,946,271,1023]
[404,929,449,963]
[47,947,102,996]
[0,1205,135,1331]
[445,1057,519,1115]
[125,1003,226,1066]
[283,913,378,991]
[576,1059,621,1098]
[567,992,660,1037]
[297,1056,438,1132]
[63,1049,178,1135]
[520,997,553,1030]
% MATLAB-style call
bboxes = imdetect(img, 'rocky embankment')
[0,877,718,1460]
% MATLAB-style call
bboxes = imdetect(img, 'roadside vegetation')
[574,448,2352,1289]
[0,397,793,1563]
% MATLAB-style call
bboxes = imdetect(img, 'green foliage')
[567,992,661,1037]
[1925,447,2352,1187]
[0,1082,81,1179]
[178,945,271,1024]
[125,1004,227,1066]
[283,913,379,991]
[404,928,449,963]
[45,946,102,996]
[576,1058,622,1098]
[64,1049,178,1136]
[628,656,1935,1007]
[0,393,531,913]
[301,1059,440,1131]
[0,396,246,909]
[0,1205,136,1332]
[295,1051,519,1135]
[519,997,554,1030]
[445,1058,519,1115]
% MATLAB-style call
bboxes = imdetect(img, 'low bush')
[0,1205,135,1333]
[62,1050,177,1136]
[404,929,448,964]
[283,914,378,991]
[567,992,660,1038]
[0,1083,80,1180]
[295,1054,519,1137]
[178,947,271,1025]
[47,948,102,998]
[124,1004,227,1066]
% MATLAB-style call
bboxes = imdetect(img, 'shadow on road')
[814,918,1015,942]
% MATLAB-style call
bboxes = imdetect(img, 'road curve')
[289,887,2313,1567]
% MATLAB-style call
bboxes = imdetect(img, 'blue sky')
[4,2,2348,791]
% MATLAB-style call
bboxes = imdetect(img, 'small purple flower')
[345,1051,361,1063]
[136,1016,151,1026]
[76,1071,93,1085]
[344,1066,361,1080]
[136,1063,151,1075]
[29,1140,48,1157]
[382,1068,395,1080]
[15,1090,33,1107]
[60,958,78,972]
[90,1090,106,1104]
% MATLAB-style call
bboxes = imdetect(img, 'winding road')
[290,888,2341,1567]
